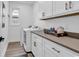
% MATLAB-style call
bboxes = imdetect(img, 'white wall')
[33,2,79,33]
[0,1,9,56]
[9,2,34,42]
[0,2,2,37]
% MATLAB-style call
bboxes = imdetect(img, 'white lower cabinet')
[32,33,79,57]
[32,40,37,56]
[44,39,79,57]
[32,34,37,56]
[36,42,43,57]
[32,33,44,57]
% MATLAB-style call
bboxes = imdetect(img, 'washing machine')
[22,27,40,52]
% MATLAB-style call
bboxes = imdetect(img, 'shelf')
[41,10,79,20]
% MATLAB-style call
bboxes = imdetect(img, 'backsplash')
[34,14,79,33]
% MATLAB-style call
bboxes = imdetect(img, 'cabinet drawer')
[32,33,42,43]
[44,46,58,57]
[44,39,79,57]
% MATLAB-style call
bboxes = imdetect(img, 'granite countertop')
[31,30,79,54]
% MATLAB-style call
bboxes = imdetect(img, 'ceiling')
[9,1,36,5]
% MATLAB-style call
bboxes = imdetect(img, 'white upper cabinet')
[36,1,79,19]
[53,1,68,15]
[71,1,79,11]
[38,1,53,18]
[53,1,79,16]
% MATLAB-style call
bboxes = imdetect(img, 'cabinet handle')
[42,12,45,17]
[69,1,72,9]
[52,48,60,53]
[65,2,68,10]
[34,41,36,47]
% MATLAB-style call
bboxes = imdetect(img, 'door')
[9,2,21,42]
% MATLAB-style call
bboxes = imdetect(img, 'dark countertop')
[31,30,79,54]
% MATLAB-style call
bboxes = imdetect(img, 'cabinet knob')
[69,1,72,9]
[2,22,5,28]
[42,12,45,17]
[34,41,36,47]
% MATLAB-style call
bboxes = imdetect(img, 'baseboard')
[8,41,20,43]
[8,40,20,43]
[2,41,8,57]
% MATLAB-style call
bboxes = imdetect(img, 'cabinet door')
[38,2,45,18]
[36,36,44,57]
[32,33,44,57]
[39,1,53,18]
[72,1,79,11]
[32,40,37,56]
[36,41,43,57]
[52,1,56,16]
[54,1,67,15]
[43,1,53,17]
[32,34,37,56]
